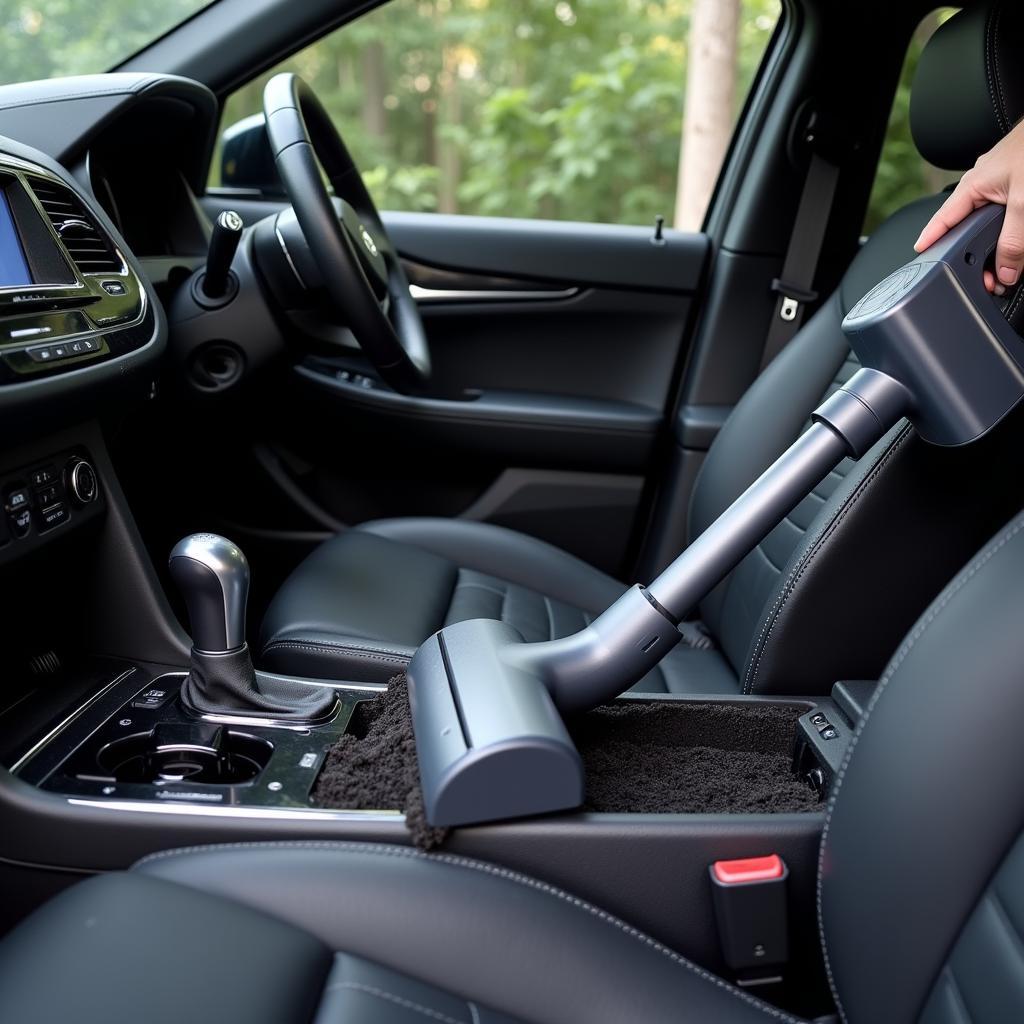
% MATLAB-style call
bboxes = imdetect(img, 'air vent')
[28,178,122,275]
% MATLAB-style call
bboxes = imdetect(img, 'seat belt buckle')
[709,855,789,987]
[771,278,818,323]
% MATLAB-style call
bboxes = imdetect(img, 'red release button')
[712,854,785,885]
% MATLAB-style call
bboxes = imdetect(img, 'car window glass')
[0,0,217,84]
[213,0,781,229]
[864,7,959,234]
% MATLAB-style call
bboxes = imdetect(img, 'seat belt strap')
[759,149,841,372]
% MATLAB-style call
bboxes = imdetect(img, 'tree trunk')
[438,55,462,215]
[362,40,387,139]
[675,0,740,230]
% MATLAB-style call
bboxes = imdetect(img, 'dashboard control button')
[29,466,56,486]
[131,688,170,710]
[100,280,127,296]
[50,344,67,359]
[4,486,30,514]
[9,507,31,538]
[27,345,53,362]
[34,483,59,506]
[67,459,98,505]
[79,337,99,352]
[38,502,68,532]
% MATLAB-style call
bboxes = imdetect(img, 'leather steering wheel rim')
[263,73,431,393]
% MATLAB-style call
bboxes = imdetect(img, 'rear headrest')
[911,1,1024,171]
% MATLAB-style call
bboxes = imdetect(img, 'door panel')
[384,212,707,293]
[199,197,708,576]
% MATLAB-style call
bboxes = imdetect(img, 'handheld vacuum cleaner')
[408,204,1024,827]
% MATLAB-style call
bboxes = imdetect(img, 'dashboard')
[0,155,149,382]
[0,73,224,424]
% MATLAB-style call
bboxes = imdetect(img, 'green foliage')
[0,0,958,233]
[219,0,782,225]
[864,7,959,234]
[0,1,213,83]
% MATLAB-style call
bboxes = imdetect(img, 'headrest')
[911,1,1024,171]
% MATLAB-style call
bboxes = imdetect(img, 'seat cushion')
[261,518,740,693]
[0,841,793,1024]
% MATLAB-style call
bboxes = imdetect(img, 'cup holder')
[97,723,273,785]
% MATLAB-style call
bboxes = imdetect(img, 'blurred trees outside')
[0,0,212,83]
[0,0,960,232]
[862,7,957,234]
[221,0,780,227]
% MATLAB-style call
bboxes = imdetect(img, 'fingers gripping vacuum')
[410,204,1024,827]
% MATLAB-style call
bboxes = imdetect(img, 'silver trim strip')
[409,283,578,304]
[275,217,306,288]
[10,668,137,774]
[67,798,404,822]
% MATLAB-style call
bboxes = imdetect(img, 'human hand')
[914,119,1024,294]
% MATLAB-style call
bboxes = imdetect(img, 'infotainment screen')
[0,190,32,288]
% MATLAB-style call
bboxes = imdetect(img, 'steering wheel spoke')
[263,73,431,394]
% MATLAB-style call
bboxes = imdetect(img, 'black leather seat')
[261,2,1024,694]
[8,502,1024,1022]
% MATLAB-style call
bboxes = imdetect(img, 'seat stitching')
[814,512,1024,1023]
[136,841,800,1023]
[741,424,912,694]
[326,981,467,1024]
[992,3,1009,133]
[984,4,1009,134]
[262,641,410,665]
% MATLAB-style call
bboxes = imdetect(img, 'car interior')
[1,0,1024,1020]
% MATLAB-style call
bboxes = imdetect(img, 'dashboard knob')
[66,458,98,505]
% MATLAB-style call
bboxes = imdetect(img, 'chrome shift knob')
[169,533,250,654]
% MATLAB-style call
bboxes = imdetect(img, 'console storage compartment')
[313,684,824,822]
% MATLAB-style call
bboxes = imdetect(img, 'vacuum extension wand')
[505,368,911,712]
[410,203,1024,826]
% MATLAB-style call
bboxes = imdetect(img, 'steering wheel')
[263,73,431,394]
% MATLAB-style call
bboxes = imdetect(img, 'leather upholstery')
[919,831,1024,1024]
[0,870,332,1024]
[11,515,1024,1021]
[819,509,1024,1023]
[260,3,1024,698]
[910,0,1024,171]
[0,841,796,1024]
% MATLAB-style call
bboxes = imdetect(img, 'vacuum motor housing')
[843,204,1024,446]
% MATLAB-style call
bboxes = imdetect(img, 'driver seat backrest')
[687,0,1024,695]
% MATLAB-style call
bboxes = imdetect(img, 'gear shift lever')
[169,533,335,720]
[169,533,249,654]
